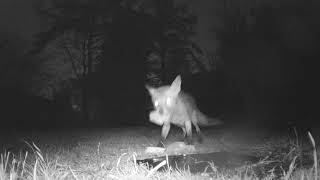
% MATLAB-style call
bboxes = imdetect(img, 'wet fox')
[146,75,222,146]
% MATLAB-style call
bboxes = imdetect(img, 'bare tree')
[31,0,108,121]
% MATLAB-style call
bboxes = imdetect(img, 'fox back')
[146,75,222,146]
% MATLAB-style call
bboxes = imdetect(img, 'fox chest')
[168,106,191,127]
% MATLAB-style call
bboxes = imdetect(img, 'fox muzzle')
[149,108,170,126]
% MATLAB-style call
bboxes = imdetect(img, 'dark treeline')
[0,0,318,131]
[1,0,201,129]
[219,1,319,130]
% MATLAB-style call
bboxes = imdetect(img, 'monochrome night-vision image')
[0,0,319,179]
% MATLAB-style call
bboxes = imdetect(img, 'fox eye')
[154,100,159,107]
[166,98,172,106]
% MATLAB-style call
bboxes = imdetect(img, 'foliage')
[145,0,206,84]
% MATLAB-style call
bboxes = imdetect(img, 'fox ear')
[168,75,181,95]
[145,85,156,96]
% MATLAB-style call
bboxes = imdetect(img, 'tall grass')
[0,131,318,180]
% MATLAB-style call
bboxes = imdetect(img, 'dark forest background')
[0,0,318,131]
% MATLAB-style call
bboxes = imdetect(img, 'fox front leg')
[157,123,171,147]
[182,127,186,138]
[184,121,193,145]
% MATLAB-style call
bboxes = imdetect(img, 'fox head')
[146,75,182,125]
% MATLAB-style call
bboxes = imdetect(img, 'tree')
[30,0,205,124]
[146,0,205,83]
[31,0,110,121]
[100,3,155,122]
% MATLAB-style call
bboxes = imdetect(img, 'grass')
[0,126,319,180]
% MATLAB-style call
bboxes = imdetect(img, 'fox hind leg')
[193,122,203,143]
[179,127,188,142]
[192,111,203,143]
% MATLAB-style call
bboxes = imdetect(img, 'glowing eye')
[166,98,172,106]
[154,101,159,107]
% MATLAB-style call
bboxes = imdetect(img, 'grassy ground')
[0,124,319,179]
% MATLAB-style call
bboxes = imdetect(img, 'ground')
[0,124,319,179]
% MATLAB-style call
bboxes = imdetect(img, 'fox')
[146,75,223,147]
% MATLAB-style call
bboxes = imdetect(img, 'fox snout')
[149,107,170,126]
[149,110,163,126]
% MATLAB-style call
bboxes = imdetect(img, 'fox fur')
[146,75,222,146]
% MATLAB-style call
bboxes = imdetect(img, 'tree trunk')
[160,46,167,84]
[81,82,89,123]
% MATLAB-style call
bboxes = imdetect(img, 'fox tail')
[196,111,223,126]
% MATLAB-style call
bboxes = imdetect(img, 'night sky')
[0,0,318,132]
